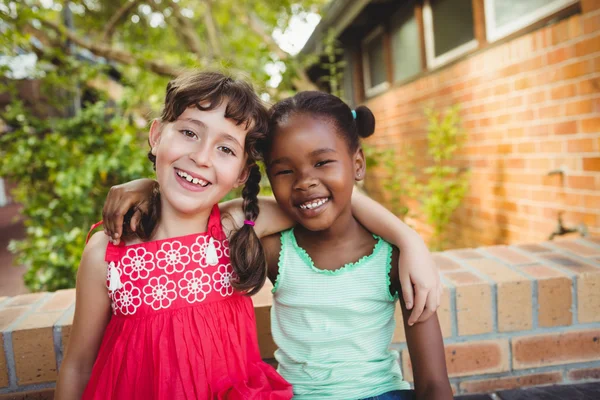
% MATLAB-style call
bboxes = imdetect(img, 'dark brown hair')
[126,70,269,295]
[264,91,375,158]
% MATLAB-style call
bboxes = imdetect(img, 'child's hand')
[102,178,157,244]
[399,246,442,326]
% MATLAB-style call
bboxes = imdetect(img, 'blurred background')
[0,0,598,296]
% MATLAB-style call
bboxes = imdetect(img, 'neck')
[152,200,213,240]
[296,205,361,246]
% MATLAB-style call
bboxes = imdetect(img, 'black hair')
[265,91,376,156]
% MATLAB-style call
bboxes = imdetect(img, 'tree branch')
[102,0,142,42]
[236,11,317,91]
[162,0,204,59]
[35,18,182,77]
[202,0,222,59]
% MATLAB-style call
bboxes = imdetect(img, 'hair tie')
[351,110,357,120]
[244,220,255,227]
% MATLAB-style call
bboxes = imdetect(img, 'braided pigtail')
[228,164,267,295]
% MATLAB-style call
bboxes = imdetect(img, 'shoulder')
[261,233,283,284]
[218,202,243,238]
[79,231,110,282]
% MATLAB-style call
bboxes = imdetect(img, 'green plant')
[363,144,417,220]
[417,105,469,250]
[0,98,153,291]
[318,28,346,100]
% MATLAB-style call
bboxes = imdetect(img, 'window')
[0,178,7,207]
[423,0,478,68]
[342,50,356,106]
[485,0,578,42]
[391,7,421,82]
[362,26,389,97]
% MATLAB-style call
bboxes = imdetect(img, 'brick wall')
[1,237,599,398]
[364,1,600,249]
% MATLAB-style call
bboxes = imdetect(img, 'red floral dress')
[82,205,292,399]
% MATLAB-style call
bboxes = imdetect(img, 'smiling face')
[266,112,366,232]
[150,101,250,216]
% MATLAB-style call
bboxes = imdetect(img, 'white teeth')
[176,170,209,187]
[299,198,329,210]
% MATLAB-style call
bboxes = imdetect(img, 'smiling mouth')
[176,169,211,187]
[298,197,330,210]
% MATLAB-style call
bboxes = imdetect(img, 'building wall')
[363,1,600,248]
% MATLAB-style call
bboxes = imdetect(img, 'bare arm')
[352,188,442,325]
[55,232,112,400]
[392,249,452,400]
[219,197,294,239]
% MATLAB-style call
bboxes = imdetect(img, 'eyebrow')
[182,118,243,149]
[269,148,337,166]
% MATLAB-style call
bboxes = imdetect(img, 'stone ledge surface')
[1,238,599,397]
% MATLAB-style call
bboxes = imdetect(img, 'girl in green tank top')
[259,91,453,400]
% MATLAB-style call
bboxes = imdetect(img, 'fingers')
[416,289,438,323]
[407,287,427,326]
[130,208,143,232]
[400,271,414,310]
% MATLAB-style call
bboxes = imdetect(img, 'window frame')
[361,26,390,98]
[484,0,579,42]
[422,0,479,69]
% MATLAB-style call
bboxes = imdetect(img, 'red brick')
[447,250,483,259]
[551,241,600,257]
[445,271,493,335]
[578,77,600,95]
[468,259,533,332]
[582,118,600,133]
[575,36,600,57]
[402,340,510,381]
[38,289,75,312]
[484,246,535,265]
[568,366,600,381]
[583,157,600,171]
[553,120,578,135]
[567,175,596,190]
[460,371,563,394]
[433,254,463,271]
[12,327,57,385]
[0,335,7,388]
[578,272,600,323]
[512,329,600,369]
[6,293,44,308]
[0,306,29,331]
[520,265,573,327]
[568,138,596,152]
[584,13,600,34]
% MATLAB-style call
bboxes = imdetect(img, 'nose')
[294,170,319,191]
[188,142,212,167]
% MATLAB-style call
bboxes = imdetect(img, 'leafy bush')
[1,99,153,291]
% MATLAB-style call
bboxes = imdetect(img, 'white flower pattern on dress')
[212,263,235,297]
[143,275,177,310]
[113,281,142,315]
[191,236,224,266]
[121,247,155,280]
[178,269,212,303]
[223,239,230,258]
[156,241,190,274]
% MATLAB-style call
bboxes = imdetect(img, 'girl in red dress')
[56,71,294,399]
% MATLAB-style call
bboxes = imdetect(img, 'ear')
[354,148,366,182]
[233,164,252,188]
[149,119,163,156]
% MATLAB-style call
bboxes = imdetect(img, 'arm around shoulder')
[55,232,112,400]
[220,196,294,239]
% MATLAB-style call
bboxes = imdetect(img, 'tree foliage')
[0,0,327,291]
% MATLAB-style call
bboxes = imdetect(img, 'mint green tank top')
[271,229,410,400]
